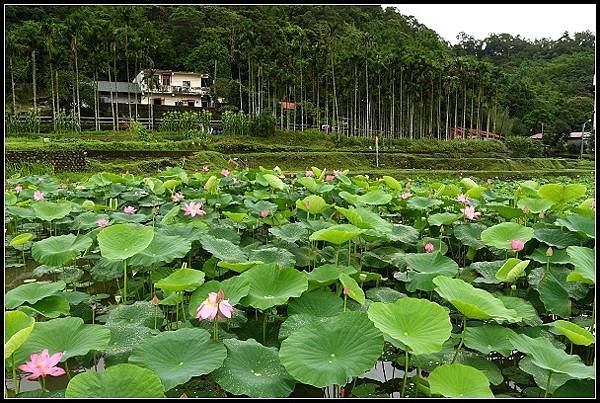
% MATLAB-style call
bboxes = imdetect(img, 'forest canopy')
[5,5,595,137]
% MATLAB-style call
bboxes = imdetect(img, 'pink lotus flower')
[171,192,185,203]
[522,206,530,214]
[123,206,137,214]
[325,175,335,182]
[18,349,65,380]
[203,165,210,172]
[510,239,525,252]
[33,191,45,201]
[260,210,269,218]
[15,185,23,193]
[96,218,109,227]
[196,290,235,321]
[305,170,314,177]
[180,393,189,398]
[461,205,481,220]
[400,192,412,200]
[456,194,469,204]
[424,243,435,253]
[183,202,206,217]
[221,169,230,177]
[546,247,554,257]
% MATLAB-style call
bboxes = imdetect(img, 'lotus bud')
[546,247,553,257]
[539,210,545,219]
[151,295,159,305]
[510,284,517,291]
[510,239,525,252]
[115,295,122,304]
[424,243,435,253]
[180,393,188,398]
[522,206,530,214]
[343,287,350,296]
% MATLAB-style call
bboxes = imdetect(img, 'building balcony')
[151,85,210,95]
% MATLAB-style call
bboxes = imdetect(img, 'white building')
[133,69,223,108]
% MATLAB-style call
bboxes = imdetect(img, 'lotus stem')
[348,241,352,266]
[451,317,467,364]
[22,249,26,269]
[213,318,219,341]
[180,292,187,322]
[122,259,128,304]
[153,304,158,330]
[12,355,19,395]
[64,360,71,380]
[343,295,347,312]
[40,376,46,394]
[175,299,179,329]
[335,249,339,266]
[262,312,268,344]
[570,342,573,355]
[544,371,553,397]
[400,350,409,397]
[414,367,420,397]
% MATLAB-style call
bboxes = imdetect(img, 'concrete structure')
[96,81,141,105]
[132,70,225,108]
[530,131,592,142]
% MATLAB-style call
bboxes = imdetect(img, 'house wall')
[170,72,207,88]
[141,94,208,107]
[99,93,141,104]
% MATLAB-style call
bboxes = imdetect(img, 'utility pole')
[579,119,591,159]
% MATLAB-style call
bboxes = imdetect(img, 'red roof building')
[449,127,503,140]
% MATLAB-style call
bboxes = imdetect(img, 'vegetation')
[5,6,595,139]
[5,167,595,397]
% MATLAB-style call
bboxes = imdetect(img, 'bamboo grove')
[5,5,595,138]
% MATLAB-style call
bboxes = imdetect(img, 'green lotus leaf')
[365,287,406,303]
[18,295,70,319]
[453,223,487,249]
[204,175,219,193]
[162,179,181,191]
[295,195,329,214]
[538,183,586,204]
[552,379,595,397]
[460,177,479,190]
[487,203,525,220]
[551,320,594,346]
[518,356,572,394]
[5,311,35,359]
[288,290,343,317]
[433,276,521,322]
[249,247,296,268]
[355,189,392,206]
[309,224,366,245]
[338,191,359,205]
[240,264,308,310]
[367,297,451,355]
[223,211,249,224]
[306,264,359,285]
[517,197,554,213]
[188,276,249,316]
[526,247,570,264]
[14,317,111,365]
[555,214,594,239]
[6,281,66,309]
[65,363,164,397]
[406,196,443,210]
[211,338,296,397]
[129,328,226,391]
[382,175,402,190]
[386,224,420,243]
[104,301,165,329]
[199,233,247,263]
[9,233,33,247]
[528,267,572,318]
[104,325,154,366]
[128,233,191,267]
[480,222,534,250]
[566,246,595,284]
[279,312,383,387]
[278,314,330,342]
[338,273,365,305]
[428,364,493,397]
[509,334,595,379]
[463,324,517,357]
[334,206,393,232]
[97,223,154,261]
[263,173,287,190]
[534,227,582,249]
[217,260,263,273]
[496,258,530,282]
[296,176,318,193]
[403,252,459,274]
[154,268,205,293]
[31,234,92,267]
[73,212,109,230]
[33,201,72,221]
[428,213,462,226]
[496,295,543,326]
[268,222,308,243]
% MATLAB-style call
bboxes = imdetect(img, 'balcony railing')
[151,85,209,94]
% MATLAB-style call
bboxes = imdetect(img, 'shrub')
[504,136,543,157]
[6,109,41,134]
[130,120,151,141]
[248,111,276,137]
[159,110,212,133]
[54,109,80,133]
[222,111,249,136]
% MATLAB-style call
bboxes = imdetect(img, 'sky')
[382,4,597,44]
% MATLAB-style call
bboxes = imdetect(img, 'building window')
[175,101,183,106]
[182,81,191,90]
[201,77,211,88]
[153,98,162,105]
[162,73,171,86]
[188,101,195,107]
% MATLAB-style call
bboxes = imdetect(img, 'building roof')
[530,131,591,140]
[140,69,209,77]
[96,81,141,93]
[530,133,543,140]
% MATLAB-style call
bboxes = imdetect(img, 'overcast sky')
[382,4,596,44]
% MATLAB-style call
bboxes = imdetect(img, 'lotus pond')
[4,167,596,398]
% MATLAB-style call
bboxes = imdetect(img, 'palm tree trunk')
[399,68,403,138]
[365,59,369,137]
[462,84,467,138]
[390,69,395,138]
[125,31,132,121]
[113,45,119,130]
[331,52,339,139]
[94,70,99,131]
[238,64,243,112]
[32,50,37,111]
[454,87,458,139]
[49,63,56,130]
[108,66,116,131]
[10,59,17,115]
[55,70,60,112]
[74,43,81,130]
